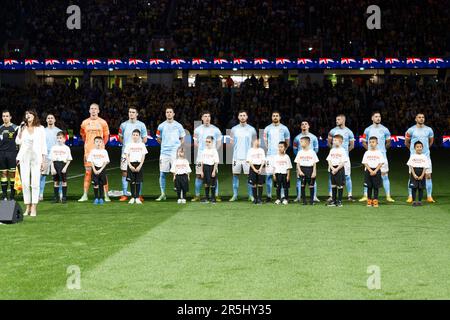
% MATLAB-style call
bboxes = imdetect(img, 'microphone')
[20,121,26,128]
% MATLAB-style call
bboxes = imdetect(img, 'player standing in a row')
[407,141,430,206]
[264,111,290,202]
[200,136,220,203]
[156,106,185,201]
[118,106,147,202]
[246,139,266,205]
[293,121,319,203]
[405,113,435,203]
[229,110,257,202]
[361,136,385,208]
[0,110,18,201]
[359,112,395,203]
[294,136,319,205]
[40,113,61,201]
[78,104,110,202]
[124,129,148,204]
[327,115,355,202]
[326,135,349,207]
[192,110,222,202]
[49,131,72,203]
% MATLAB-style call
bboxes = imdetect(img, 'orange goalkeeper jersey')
[80,117,109,152]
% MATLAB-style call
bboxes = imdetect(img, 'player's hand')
[51,169,56,176]
[286,177,290,183]
[299,172,305,176]
[61,168,67,174]
[212,171,216,178]
[370,171,376,176]
[311,174,316,179]
[200,173,204,179]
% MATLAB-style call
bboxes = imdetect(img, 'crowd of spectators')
[2,0,169,58]
[1,0,449,58]
[0,75,448,145]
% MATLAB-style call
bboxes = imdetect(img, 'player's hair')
[165,104,174,112]
[414,141,423,147]
[2,109,11,115]
[46,112,55,118]
[301,120,309,126]
[272,110,281,116]
[128,106,139,112]
[132,129,141,135]
[300,136,311,143]
[333,134,344,141]
[369,136,378,141]
[238,110,247,116]
[336,114,346,119]
[24,109,40,127]
[416,112,425,117]
[56,131,66,138]
[90,103,100,110]
[206,135,215,141]
[94,136,103,142]
[372,111,381,117]
[201,110,211,117]
[278,141,288,149]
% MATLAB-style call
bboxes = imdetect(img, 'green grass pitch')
[0,147,449,300]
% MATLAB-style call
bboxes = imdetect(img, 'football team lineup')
[2,103,437,215]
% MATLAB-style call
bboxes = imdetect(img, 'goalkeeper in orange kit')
[78,103,111,202]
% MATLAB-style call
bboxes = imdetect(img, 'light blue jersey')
[45,126,61,156]
[406,125,434,156]
[329,126,355,154]
[263,123,290,156]
[119,120,148,154]
[363,124,391,155]
[194,124,222,153]
[157,120,185,158]
[231,123,257,160]
[293,132,319,155]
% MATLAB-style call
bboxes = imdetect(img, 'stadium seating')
[1,0,449,58]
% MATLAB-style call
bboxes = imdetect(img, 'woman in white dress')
[16,110,47,217]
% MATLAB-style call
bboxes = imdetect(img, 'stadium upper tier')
[1,0,448,58]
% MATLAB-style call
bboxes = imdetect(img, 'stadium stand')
[1,0,449,58]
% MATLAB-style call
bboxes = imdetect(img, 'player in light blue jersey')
[263,111,290,201]
[229,110,257,201]
[39,113,61,201]
[327,114,355,202]
[293,121,320,202]
[359,112,395,203]
[405,113,435,203]
[118,106,148,202]
[192,110,223,202]
[156,106,186,201]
